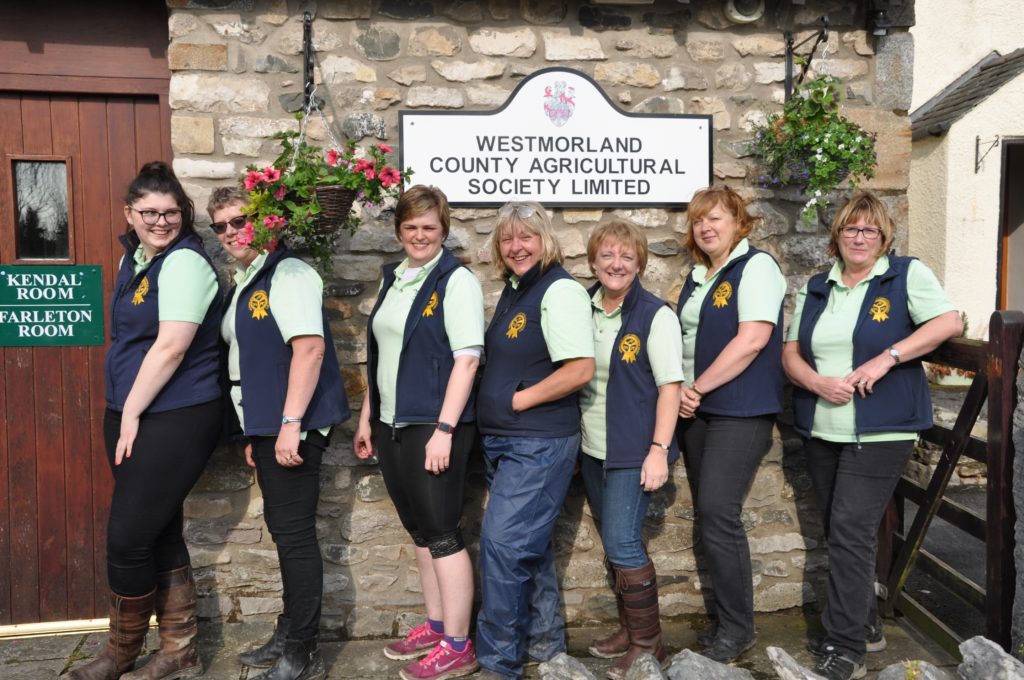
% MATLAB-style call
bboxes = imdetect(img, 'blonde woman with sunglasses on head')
[474,202,595,680]
[782,191,961,680]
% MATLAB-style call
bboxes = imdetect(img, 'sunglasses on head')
[498,204,537,220]
[210,215,249,235]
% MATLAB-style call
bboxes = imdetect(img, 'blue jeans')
[579,454,651,568]
[476,434,579,679]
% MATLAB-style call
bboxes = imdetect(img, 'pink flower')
[354,159,373,172]
[266,238,278,253]
[326,148,340,166]
[377,144,393,154]
[243,170,264,191]
[263,167,281,182]
[237,223,255,246]
[363,168,376,180]
[263,214,285,231]
[274,185,287,200]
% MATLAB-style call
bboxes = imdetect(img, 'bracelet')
[691,383,705,397]
[650,440,670,451]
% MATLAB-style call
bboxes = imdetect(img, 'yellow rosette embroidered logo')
[249,290,270,320]
[422,292,439,317]
[506,312,527,339]
[131,277,149,306]
[712,281,733,308]
[619,334,641,364]
[869,296,890,322]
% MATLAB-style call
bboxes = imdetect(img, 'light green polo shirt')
[131,247,217,324]
[371,250,485,425]
[678,239,786,383]
[786,256,955,443]
[507,275,596,362]
[221,252,328,435]
[581,289,684,460]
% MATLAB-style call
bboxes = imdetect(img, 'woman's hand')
[275,423,302,467]
[678,385,701,418]
[844,352,897,398]
[354,416,374,460]
[641,447,669,491]
[115,414,140,465]
[815,375,856,405]
[244,442,255,468]
[424,430,452,475]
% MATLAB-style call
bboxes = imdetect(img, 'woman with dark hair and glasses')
[354,185,485,680]
[475,202,595,680]
[208,187,349,680]
[782,191,961,680]
[72,162,223,680]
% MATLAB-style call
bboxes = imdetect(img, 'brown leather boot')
[69,589,155,680]
[121,565,202,680]
[588,567,628,659]
[606,561,667,680]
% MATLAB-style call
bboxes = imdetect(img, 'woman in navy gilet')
[782,192,961,680]
[676,185,786,664]
[210,187,349,680]
[475,203,595,680]
[74,163,223,680]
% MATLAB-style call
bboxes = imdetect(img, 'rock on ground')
[877,659,953,680]
[765,646,823,679]
[623,652,667,679]
[957,636,1024,680]
[539,652,599,680]
[666,649,754,680]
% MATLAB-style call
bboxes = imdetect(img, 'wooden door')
[0,93,167,624]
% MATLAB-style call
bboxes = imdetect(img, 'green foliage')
[751,74,878,226]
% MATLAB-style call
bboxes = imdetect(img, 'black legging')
[373,422,475,558]
[250,429,330,641]
[103,400,221,596]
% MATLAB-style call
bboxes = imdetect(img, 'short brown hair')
[489,202,562,277]
[684,185,757,267]
[587,219,649,275]
[827,191,895,258]
[206,186,249,219]
[394,185,451,239]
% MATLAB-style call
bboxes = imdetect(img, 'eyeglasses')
[498,204,537,220]
[839,225,883,240]
[130,207,183,225]
[210,215,249,235]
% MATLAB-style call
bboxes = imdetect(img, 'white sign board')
[399,67,712,207]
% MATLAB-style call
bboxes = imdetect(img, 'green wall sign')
[0,265,104,347]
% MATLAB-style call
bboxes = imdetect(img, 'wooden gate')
[0,1,171,626]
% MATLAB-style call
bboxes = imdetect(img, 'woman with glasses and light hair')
[73,162,223,680]
[579,220,682,678]
[474,202,595,680]
[354,185,485,680]
[782,191,961,680]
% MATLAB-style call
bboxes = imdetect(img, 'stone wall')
[164,0,915,639]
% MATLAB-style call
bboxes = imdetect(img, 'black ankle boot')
[239,616,291,668]
[250,638,325,680]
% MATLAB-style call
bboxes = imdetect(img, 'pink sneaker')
[399,640,479,680]
[384,622,445,660]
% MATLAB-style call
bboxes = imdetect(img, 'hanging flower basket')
[312,185,358,233]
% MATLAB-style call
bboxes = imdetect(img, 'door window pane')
[14,160,70,259]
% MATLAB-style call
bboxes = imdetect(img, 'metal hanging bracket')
[303,11,314,111]
[976,135,1000,173]
[784,15,829,100]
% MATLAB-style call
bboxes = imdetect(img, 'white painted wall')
[909,0,1024,338]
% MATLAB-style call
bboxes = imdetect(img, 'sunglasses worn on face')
[210,215,249,235]
[498,204,536,220]
[131,207,183,225]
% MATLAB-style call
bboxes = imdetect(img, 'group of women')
[77,161,961,680]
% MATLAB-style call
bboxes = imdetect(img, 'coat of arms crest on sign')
[543,81,575,127]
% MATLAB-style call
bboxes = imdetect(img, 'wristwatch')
[888,346,901,364]
[281,415,302,425]
[436,421,456,434]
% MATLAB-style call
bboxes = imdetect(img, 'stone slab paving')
[0,610,958,679]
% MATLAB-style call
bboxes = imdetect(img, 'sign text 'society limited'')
[0,265,104,347]
[399,67,713,207]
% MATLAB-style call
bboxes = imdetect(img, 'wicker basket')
[313,185,357,232]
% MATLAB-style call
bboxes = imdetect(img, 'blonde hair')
[587,219,648,275]
[206,186,249,219]
[684,185,757,267]
[827,191,895,258]
[489,202,563,277]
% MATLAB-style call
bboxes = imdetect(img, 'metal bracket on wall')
[976,135,1000,173]
[303,11,314,110]
[784,15,829,101]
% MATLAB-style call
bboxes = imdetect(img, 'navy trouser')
[250,429,331,641]
[679,414,774,643]
[476,434,579,679]
[579,454,652,569]
[803,437,913,662]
